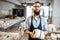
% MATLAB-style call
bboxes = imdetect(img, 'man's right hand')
[25,31,36,38]
[24,31,32,34]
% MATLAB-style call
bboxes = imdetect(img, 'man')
[25,1,48,40]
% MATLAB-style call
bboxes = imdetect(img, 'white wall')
[0,1,15,18]
[26,6,33,18]
[26,6,49,19]
[52,0,60,26]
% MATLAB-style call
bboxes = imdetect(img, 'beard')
[34,10,40,15]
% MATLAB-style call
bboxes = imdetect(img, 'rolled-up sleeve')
[24,17,31,32]
[43,17,48,32]
[41,16,48,32]
[44,20,48,32]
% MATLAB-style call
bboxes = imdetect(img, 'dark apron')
[28,16,42,40]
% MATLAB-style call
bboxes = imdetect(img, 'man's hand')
[24,31,31,34]
[25,31,36,38]
[29,32,36,38]
[44,31,48,36]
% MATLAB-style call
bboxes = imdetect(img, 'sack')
[33,29,45,39]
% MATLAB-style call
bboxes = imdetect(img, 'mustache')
[34,10,40,15]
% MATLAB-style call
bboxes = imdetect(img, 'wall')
[0,1,15,18]
[52,0,60,26]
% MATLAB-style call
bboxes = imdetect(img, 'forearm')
[44,31,48,36]
[25,31,30,34]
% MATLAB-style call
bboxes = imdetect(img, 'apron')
[28,16,42,40]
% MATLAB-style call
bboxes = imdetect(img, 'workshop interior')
[0,0,60,40]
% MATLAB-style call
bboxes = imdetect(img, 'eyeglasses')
[34,6,40,7]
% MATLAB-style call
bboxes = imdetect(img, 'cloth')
[26,16,48,32]
[28,16,42,40]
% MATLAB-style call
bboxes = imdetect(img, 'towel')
[33,29,45,39]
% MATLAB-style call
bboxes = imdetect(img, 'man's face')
[33,3,41,13]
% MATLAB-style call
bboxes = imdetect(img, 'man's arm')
[24,17,36,38]
[24,17,32,35]
[39,17,48,39]
[44,18,48,35]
